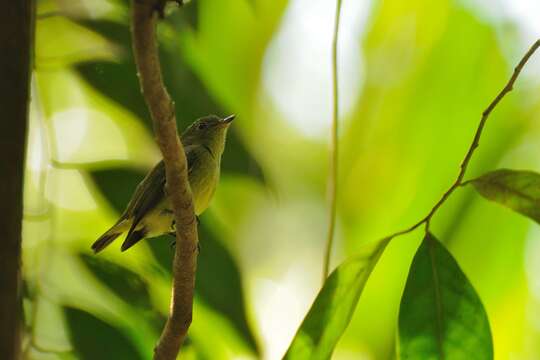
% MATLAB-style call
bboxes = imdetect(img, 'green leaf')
[64,307,143,360]
[398,233,493,359]
[79,254,152,310]
[78,254,166,335]
[284,238,389,360]
[470,169,540,224]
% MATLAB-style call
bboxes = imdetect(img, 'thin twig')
[322,0,343,282]
[131,1,198,359]
[385,39,540,241]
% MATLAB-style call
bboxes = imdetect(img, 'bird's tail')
[92,221,126,253]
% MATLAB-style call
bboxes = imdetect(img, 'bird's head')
[181,114,235,156]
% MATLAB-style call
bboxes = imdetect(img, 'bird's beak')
[221,114,235,125]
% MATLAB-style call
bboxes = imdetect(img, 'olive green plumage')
[92,114,234,253]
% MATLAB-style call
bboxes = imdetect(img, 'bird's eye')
[197,123,207,130]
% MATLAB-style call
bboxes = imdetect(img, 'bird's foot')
[153,0,185,19]
[168,230,176,249]
[168,233,200,253]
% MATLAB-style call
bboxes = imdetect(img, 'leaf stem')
[323,0,343,282]
[386,39,540,241]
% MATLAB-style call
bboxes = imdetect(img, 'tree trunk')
[0,1,34,359]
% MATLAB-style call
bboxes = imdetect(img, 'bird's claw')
[169,240,176,249]
[153,0,185,19]
[168,233,200,254]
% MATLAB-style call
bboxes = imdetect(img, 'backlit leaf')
[470,169,540,224]
[283,238,389,360]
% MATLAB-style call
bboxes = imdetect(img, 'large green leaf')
[79,254,153,310]
[284,238,389,360]
[64,307,143,360]
[470,169,540,224]
[398,233,492,359]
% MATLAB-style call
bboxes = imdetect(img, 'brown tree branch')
[130,1,198,359]
[0,1,34,359]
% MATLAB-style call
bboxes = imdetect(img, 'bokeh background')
[23,0,540,358]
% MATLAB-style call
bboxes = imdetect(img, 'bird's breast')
[189,158,220,215]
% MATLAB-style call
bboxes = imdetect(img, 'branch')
[0,1,34,359]
[386,39,540,241]
[322,0,343,282]
[130,1,198,359]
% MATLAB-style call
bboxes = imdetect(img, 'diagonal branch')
[386,39,540,241]
[131,1,198,359]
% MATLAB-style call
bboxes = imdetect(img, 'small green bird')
[92,114,234,253]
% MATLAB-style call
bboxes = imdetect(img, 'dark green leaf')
[470,169,540,224]
[89,167,145,213]
[64,307,143,360]
[398,233,493,359]
[78,253,167,333]
[79,254,152,310]
[76,19,131,50]
[77,61,152,129]
[284,238,389,360]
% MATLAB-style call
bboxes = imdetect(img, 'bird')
[91,114,234,253]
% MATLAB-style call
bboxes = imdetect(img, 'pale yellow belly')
[137,165,219,238]
[142,203,175,237]
[190,163,219,215]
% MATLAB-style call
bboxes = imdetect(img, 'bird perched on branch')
[92,114,234,253]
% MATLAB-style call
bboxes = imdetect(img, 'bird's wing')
[123,146,199,237]
[123,160,166,221]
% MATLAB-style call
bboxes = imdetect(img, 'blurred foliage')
[22,0,540,359]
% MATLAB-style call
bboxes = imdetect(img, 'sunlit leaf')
[398,233,493,359]
[284,238,389,360]
[64,307,143,360]
[36,16,120,69]
[470,169,540,224]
